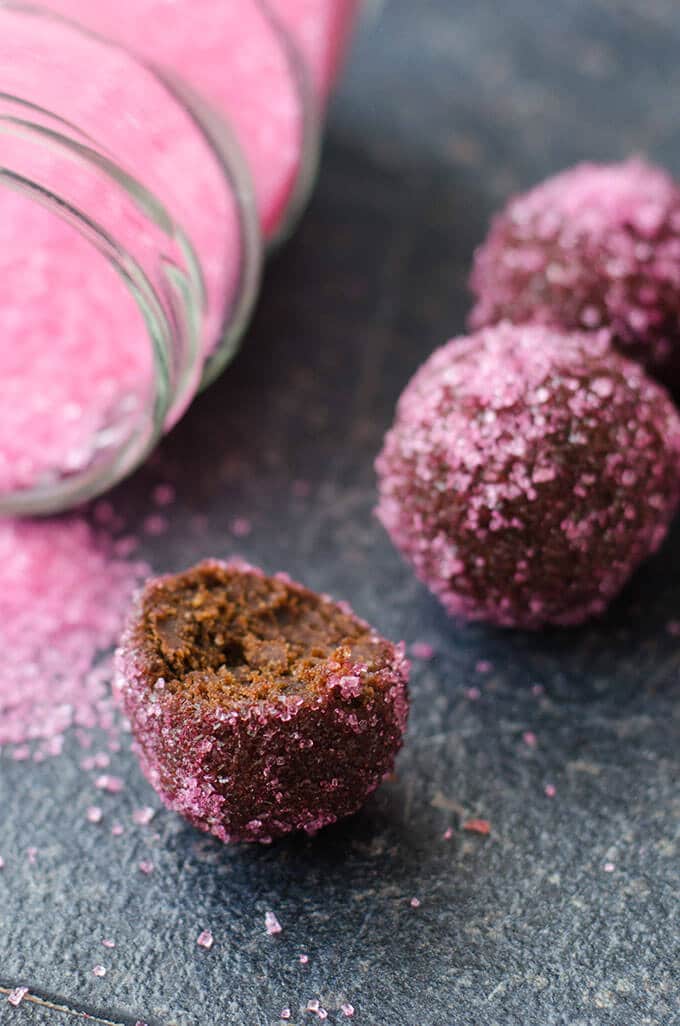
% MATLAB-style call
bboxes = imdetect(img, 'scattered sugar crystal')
[95,775,125,794]
[153,484,176,507]
[197,930,214,950]
[265,911,283,935]
[26,848,37,864]
[465,687,481,701]
[281,1010,291,1020]
[86,806,103,824]
[102,939,116,949]
[7,987,28,1007]
[92,965,107,978]
[231,517,252,538]
[475,660,493,673]
[522,731,537,748]
[111,823,125,837]
[545,784,556,798]
[143,514,168,538]
[603,862,616,873]
[138,860,154,875]
[410,641,434,660]
[410,897,421,908]
[443,827,453,841]
[341,1004,355,1017]
[299,954,309,964]
[132,807,156,826]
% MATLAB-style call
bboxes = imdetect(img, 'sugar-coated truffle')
[115,560,409,843]
[469,159,680,381]
[376,323,680,629]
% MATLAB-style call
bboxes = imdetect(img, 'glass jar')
[43,0,324,244]
[0,1,344,516]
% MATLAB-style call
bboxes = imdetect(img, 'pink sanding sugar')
[0,516,147,754]
[196,930,214,950]
[0,8,241,495]
[7,988,29,1008]
[265,911,283,935]
[268,0,360,100]
[46,0,306,236]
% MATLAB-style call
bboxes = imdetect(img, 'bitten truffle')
[376,323,680,629]
[115,560,409,842]
[469,159,680,382]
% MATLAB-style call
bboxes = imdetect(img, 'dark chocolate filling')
[132,563,383,705]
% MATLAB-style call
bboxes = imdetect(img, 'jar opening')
[0,5,262,515]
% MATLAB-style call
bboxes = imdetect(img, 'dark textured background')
[1,1,679,1023]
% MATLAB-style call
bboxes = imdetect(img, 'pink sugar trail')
[0,516,148,755]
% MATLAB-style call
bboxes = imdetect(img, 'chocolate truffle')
[115,560,409,842]
[469,159,680,382]
[376,323,680,629]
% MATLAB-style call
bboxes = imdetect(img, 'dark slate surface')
[1,1,679,1024]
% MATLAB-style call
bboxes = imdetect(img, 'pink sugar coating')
[46,0,306,236]
[0,8,240,495]
[0,517,147,753]
[470,158,680,379]
[376,323,680,629]
[268,0,360,100]
[114,560,409,843]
